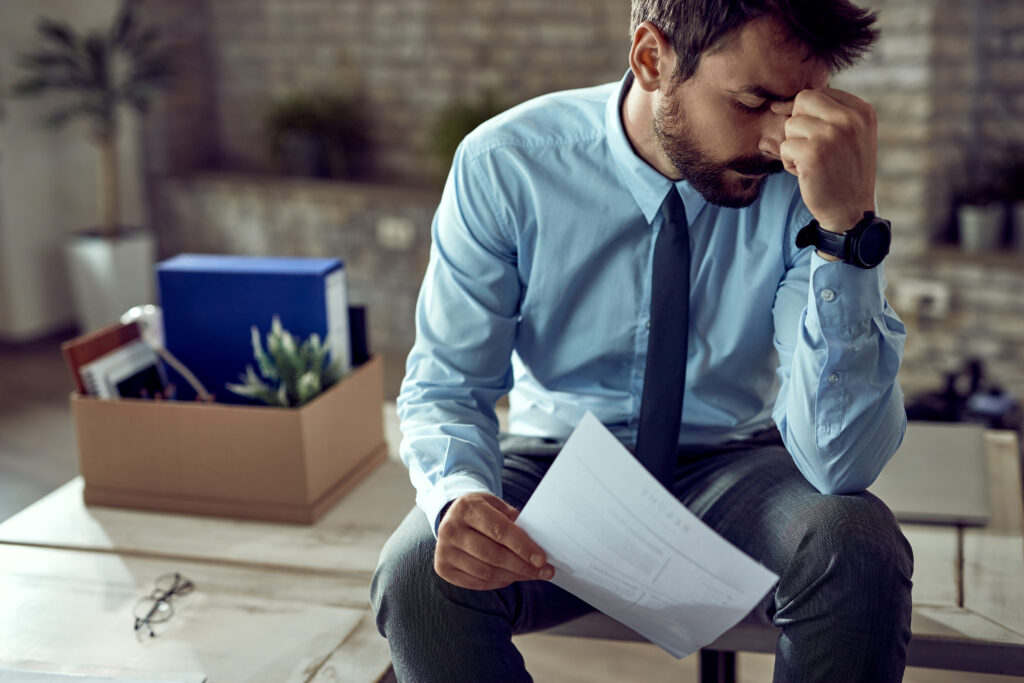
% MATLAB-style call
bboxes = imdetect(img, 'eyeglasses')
[133,572,195,638]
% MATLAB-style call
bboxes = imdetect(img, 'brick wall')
[139,0,1024,404]
[847,0,1024,402]
[155,174,436,355]
[200,0,628,182]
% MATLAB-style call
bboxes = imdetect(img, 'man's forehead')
[698,17,830,95]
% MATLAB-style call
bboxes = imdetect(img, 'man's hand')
[773,87,877,234]
[435,492,555,591]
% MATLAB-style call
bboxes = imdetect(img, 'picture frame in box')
[69,356,386,523]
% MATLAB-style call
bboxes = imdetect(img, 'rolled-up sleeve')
[397,142,521,533]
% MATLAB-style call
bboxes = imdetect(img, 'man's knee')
[780,493,913,608]
[371,508,438,637]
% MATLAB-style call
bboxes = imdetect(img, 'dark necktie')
[634,189,690,487]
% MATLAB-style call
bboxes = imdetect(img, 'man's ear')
[629,21,675,93]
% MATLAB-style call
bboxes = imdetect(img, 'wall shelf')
[928,245,1024,269]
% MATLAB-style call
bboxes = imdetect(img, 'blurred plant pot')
[1012,201,1024,251]
[66,228,156,333]
[957,202,1006,252]
[277,131,328,178]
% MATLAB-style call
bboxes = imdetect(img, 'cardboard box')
[70,356,386,524]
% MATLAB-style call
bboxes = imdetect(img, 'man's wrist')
[816,206,875,234]
[815,249,841,262]
[440,499,455,520]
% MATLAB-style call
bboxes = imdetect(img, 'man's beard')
[653,95,783,208]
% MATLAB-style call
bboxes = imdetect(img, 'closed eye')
[734,99,769,114]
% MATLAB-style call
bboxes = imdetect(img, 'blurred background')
[0,3,1022,680]
[0,0,1021,439]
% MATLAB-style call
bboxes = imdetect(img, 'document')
[516,412,779,659]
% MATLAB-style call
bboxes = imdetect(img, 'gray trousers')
[371,431,914,682]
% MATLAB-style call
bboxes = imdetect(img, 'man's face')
[652,17,830,208]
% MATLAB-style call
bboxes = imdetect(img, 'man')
[372,1,913,681]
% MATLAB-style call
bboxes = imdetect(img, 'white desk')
[0,451,415,682]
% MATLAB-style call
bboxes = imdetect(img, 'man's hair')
[630,0,880,82]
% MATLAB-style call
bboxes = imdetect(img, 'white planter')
[957,203,1006,252]
[66,229,157,333]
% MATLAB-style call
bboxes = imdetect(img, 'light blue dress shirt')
[398,72,907,531]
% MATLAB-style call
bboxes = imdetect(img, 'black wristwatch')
[796,211,891,269]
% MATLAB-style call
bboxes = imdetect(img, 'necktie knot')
[660,189,687,228]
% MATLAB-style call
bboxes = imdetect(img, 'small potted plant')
[952,161,1007,252]
[998,149,1024,251]
[226,316,345,407]
[264,90,371,180]
[424,91,508,184]
[12,2,176,332]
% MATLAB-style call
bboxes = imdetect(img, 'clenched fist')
[773,87,877,234]
[435,492,555,591]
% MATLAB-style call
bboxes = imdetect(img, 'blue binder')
[157,254,351,404]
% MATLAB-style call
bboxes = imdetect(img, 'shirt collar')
[605,70,708,225]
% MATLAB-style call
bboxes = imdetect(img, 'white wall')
[0,0,145,341]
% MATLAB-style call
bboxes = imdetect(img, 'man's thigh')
[670,440,907,621]
[499,446,598,633]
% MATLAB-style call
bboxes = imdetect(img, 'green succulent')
[226,316,344,407]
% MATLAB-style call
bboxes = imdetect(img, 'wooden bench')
[1,404,1019,681]
[545,429,1024,681]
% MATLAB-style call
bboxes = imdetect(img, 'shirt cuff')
[805,253,887,329]
[417,472,495,537]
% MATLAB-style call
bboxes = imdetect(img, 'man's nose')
[759,103,793,159]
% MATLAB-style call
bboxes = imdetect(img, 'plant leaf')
[251,326,278,380]
[37,17,77,50]
[110,1,135,48]
[83,33,110,91]
[10,76,54,97]
[296,371,320,405]
[44,105,89,129]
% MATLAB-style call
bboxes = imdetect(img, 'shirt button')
[821,288,836,302]
[828,373,839,384]
[645,320,651,329]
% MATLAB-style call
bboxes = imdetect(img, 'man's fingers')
[770,100,793,117]
[821,86,870,110]
[437,545,534,588]
[438,563,516,591]
[779,137,812,176]
[784,114,833,142]
[463,496,548,568]
[792,87,869,126]
[458,527,552,578]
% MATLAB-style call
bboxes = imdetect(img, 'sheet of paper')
[516,412,779,659]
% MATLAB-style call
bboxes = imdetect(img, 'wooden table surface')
[0,404,414,683]
[0,405,1021,680]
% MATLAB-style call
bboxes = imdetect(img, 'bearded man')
[372,1,913,681]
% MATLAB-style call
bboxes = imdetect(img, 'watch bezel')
[849,217,891,268]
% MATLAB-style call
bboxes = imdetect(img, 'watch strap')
[796,211,885,267]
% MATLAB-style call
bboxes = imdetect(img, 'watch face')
[854,221,891,267]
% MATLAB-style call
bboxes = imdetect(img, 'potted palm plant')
[12,2,175,332]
